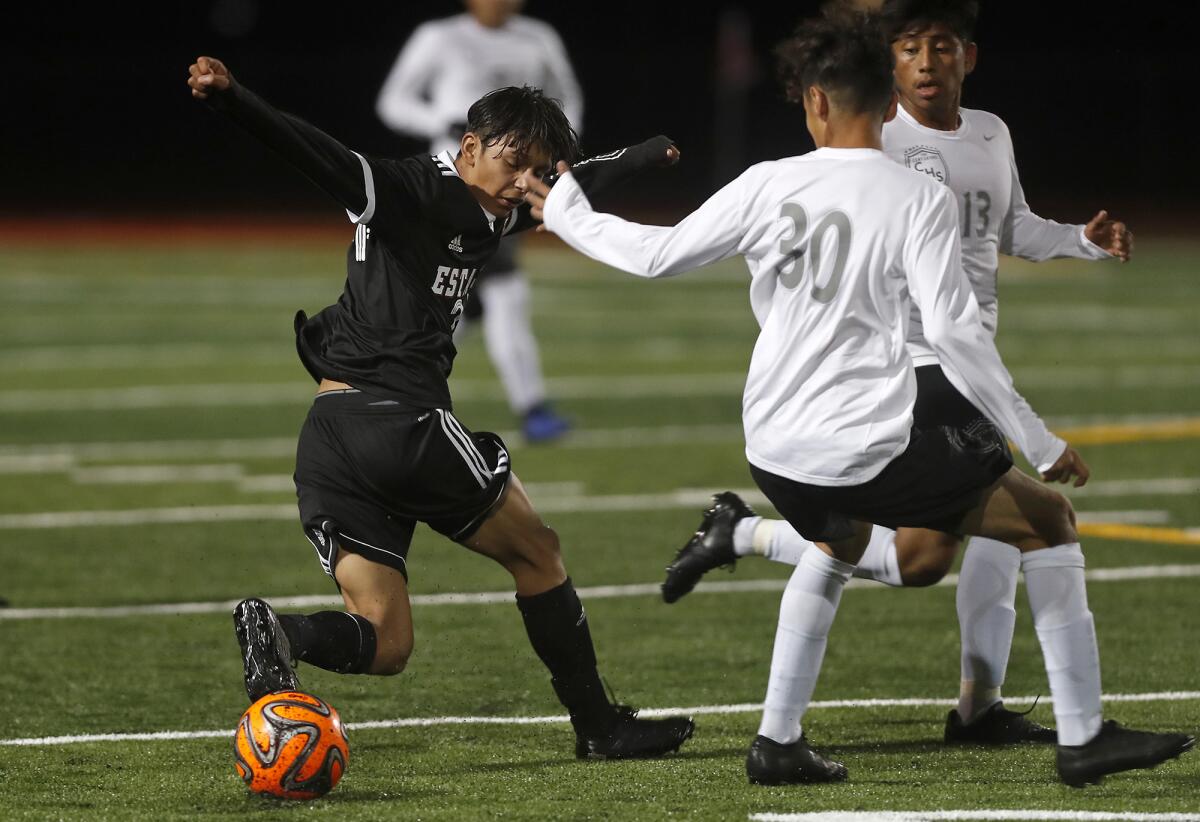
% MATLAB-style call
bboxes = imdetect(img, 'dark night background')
[4,2,1191,228]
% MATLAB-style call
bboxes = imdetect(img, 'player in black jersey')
[188,56,694,760]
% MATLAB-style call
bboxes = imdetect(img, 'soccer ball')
[233,691,349,799]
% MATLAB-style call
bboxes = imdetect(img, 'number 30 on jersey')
[776,203,852,303]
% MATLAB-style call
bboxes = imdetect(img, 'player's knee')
[1035,491,1078,546]
[371,633,414,676]
[897,533,957,587]
[517,524,563,574]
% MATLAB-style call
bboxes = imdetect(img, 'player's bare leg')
[331,552,414,675]
[962,468,1194,785]
[464,474,694,759]
[232,543,407,706]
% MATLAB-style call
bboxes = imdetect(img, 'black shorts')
[750,366,1013,542]
[294,390,512,580]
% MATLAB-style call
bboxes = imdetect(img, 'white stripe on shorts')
[436,409,489,488]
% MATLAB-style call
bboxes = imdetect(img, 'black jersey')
[295,150,534,407]
[208,79,673,409]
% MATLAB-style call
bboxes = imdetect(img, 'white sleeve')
[907,187,1067,473]
[375,24,446,141]
[999,129,1112,262]
[535,23,584,132]
[542,170,746,279]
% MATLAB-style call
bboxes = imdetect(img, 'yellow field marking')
[1079,522,1200,546]
[1055,417,1200,445]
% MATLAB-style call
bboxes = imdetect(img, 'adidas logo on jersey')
[448,234,464,253]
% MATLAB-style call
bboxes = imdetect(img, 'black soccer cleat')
[233,597,300,703]
[944,702,1057,745]
[662,491,757,603]
[575,706,695,760]
[746,734,848,785]
[1056,720,1194,787]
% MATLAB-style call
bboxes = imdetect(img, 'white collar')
[896,104,968,139]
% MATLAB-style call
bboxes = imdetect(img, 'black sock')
[277,611,377,674]
[516,578,613,735]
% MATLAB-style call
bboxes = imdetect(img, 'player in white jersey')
[658,0,1136,747]
[524,5,1191,788]
[376,0,583,443]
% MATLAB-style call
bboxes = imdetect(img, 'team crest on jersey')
[447,234,464,253]
[903,145,949,185]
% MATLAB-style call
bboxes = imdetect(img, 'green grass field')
[1,233,1198,820]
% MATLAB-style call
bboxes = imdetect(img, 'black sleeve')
[205,79,371,218]
[549,135,676,197]
[504,135,677,235]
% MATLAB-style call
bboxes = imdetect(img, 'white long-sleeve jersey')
[376,13,583,155]
[883,105,1112,367]
[542,148,1067,485]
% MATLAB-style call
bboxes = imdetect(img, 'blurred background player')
[660,0,1135,746]
[376,0,583,443]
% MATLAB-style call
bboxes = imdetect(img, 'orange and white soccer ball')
[233,691,349,799]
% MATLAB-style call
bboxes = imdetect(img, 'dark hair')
[775,6,894,115]
[465,86,580,163]
[879,0,979,43]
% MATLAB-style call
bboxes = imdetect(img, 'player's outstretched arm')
[512,138,677,235]
[1083,210,1134,262]
[188,56,371,220]
[524,157,747,280]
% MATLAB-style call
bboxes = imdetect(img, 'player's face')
[891,22,976,126]
[460,135,552,217]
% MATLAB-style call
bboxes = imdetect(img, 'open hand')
[1084,210,1133,262]
[521,160,569,222]
[1041,446,1090,487]
[188,56,232,100]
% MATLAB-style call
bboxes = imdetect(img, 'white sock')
[733,517,815,564]
[956,537,1020,722]
[479,273,546,415]
[1021,543,1102,746]
[851,526,902,587]
[732,516,763,557]
[757,549,855,745]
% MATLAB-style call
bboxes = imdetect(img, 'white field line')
[751,812,1200,822]
[0,342,291,371]
[0,413,1195,466]
[0,478,1174,529]
[3,366,1199,412]
[3,563,1199,621]
[0,427,748,476]
[4,690,1199,749]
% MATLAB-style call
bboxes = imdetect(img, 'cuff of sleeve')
[1034,436,1069,475]
[1078,226,1114,260]
[542,170,583,234]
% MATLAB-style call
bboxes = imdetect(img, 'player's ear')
[812,86,830,121]
[964,41,978,75]
[460,132,479,168]
[883,89,899,124]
